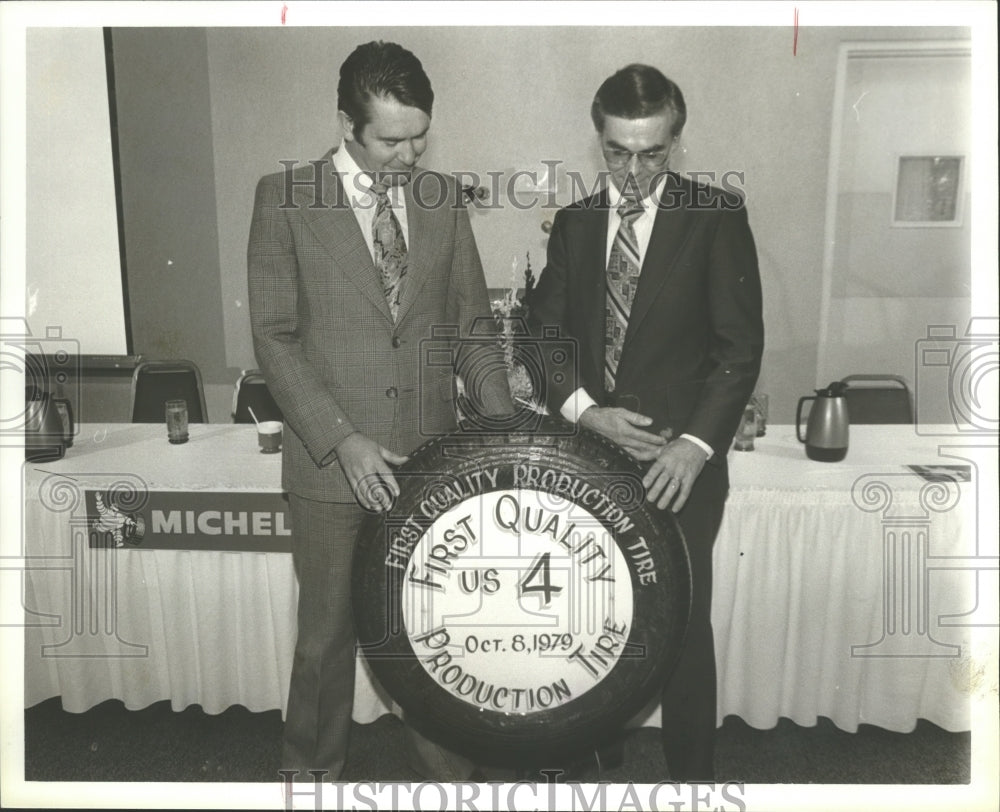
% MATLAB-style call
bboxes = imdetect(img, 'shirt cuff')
[680,433,713,460]
[560,389,713,460]
[559,387,599,423]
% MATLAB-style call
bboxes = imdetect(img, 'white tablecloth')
[21,423,990,732]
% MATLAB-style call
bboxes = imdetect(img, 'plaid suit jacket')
[248,149,511,501]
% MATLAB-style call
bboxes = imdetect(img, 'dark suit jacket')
[528,172,764,462]
[248,149,511,502]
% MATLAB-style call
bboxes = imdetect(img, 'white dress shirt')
[559,178,713,459]
[331,145,409,260]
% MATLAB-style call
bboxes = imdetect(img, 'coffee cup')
[257,421,282,453]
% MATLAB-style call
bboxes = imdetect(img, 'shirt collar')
[331,144,404,205]
[332,143,366,193]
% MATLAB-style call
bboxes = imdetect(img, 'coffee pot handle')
[796,396,814,443]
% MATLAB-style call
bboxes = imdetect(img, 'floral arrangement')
[491,254,537,406]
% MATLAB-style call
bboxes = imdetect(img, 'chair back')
[131,360,208,423]
[840,374,914,424]
[232,369,283,423]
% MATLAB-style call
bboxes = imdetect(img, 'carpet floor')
[23,698,969,784]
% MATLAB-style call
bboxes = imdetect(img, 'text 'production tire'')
[352,416,691,766]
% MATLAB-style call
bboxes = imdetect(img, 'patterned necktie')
[604,196,645,392]
[371,182,408,321]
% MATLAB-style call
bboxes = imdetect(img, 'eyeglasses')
[602,147,670,170]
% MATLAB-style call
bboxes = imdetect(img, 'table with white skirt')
[20,422,990,733]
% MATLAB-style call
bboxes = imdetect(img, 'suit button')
[391,336,402,348]
[386,387,398,399]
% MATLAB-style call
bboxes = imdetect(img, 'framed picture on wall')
[892,155,964,227]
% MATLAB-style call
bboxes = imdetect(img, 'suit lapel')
[580,191,612,390]
[622,175,692,351]
[394,170,436,325]
[298,150,394,324]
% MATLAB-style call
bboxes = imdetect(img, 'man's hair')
[337,41,434,134]
[591,64,686,137]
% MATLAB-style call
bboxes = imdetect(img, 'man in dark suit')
[528,63,764,780]
[248,41,511,781]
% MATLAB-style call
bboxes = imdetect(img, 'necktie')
[371,182,408,321]
[604,196,645,392]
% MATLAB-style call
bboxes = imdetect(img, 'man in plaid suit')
[248,41,511,781]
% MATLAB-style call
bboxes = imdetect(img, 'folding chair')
[130,360,208,423]
[840,374,914,424]
[232,369,283,423]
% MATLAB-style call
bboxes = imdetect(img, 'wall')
[838,55,970,299]
[109,28,237,420]
[91,25,972,425]
[818,47,971,415]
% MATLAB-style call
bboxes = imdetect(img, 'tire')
[352,416,691,765]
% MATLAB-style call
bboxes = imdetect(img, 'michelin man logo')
[92,492,146,547]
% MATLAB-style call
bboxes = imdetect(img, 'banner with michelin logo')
[85,489,291,552]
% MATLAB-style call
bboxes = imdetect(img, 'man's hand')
[334,432,409,512]
[578,406,667,461]
[643,437,708,512]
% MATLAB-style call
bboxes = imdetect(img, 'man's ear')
[338,110,356,142]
